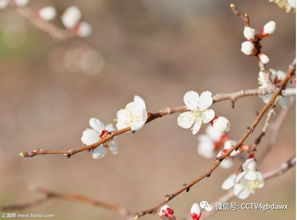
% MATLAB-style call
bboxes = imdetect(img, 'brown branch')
[132,59,295,219]
[16,7,75,41]
[18,87,293,159]
[230,4,250,26]
[0,188,131,218]
[202,155,296,219]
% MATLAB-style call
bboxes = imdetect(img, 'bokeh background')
[0,0,295,219]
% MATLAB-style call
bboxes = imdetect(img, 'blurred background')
[0,0,295,219]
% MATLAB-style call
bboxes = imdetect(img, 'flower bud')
[241,41,256,55]
[38,6,56,21]
[159,205,174,217]
[62,6,81,29]
[243,26,257,41]
[258,53,270,64]
[76,22,92,37]
[212,116,230,132]
[261,21,276,37]
[191,203,201,220]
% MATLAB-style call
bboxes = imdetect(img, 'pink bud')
[261,21,276,37]
[159,205,174,217]
[191,203,201,220]
[258,53,270,64]
[241,41,256,56]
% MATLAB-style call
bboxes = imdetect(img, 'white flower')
[159,205,174,217]
[212,116,230,132]
[76,22,92,37]
[38,6,56,21]
[116,95,147,131]
[0,0,9,9]
[81,118,118,159]
[241,41,256,55]
[217,140,240,158]
[14,0,29,6]
[258,69,293,108]
[191,203,201,219]
[258,53,270,64]
[222,158,264,199]
[177,91,215,135]
[197,135,215,159]
[261,21,276,36]
[243,26,257,41]
[61,6,81,29]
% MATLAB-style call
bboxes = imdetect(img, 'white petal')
[92,145,107,159]
[201,109,215,123]
[177,112,196,129]
[105,123,115,132]
[0,0,9,9]
[198,91,213,110]
[241,41,255,55]
[191,203,201,215]
[206,125,223,142]
[38,6,56,21]
[220,158,233,169]
[192,118,202,135]
[235,171,246,183]
[81,129,99,145]
[222,174,236,190]
[89,118,104,133]
[134,95,146,109]
[234,184,250,199]
[14,0,29,6]
[183,91,199,110]
[256,172,264,188]
[242,158,256,171]
[108,141,119,155]
[116,109,130,130]
[244,170,257,180]
[197,135,214,159]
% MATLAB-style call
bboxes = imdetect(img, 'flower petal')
[177,112,196,129]
[105,123,115,132]
[222,174,236,190]
[220,158,234,169]
[116,109,130,130]
[242,158,256,171]
[244,170,257,181]
[92,145,107,159]
[192,118,202,135]
[89,118,104,133]
[108,141,119,155]
[134,95,146,109]
[198,91,213,110]
[201,109,215,123]
[256,172,264,188]
[81,129,99,145]
[197,135,214,159]
[183,91,199,110]
[234,184,250,199]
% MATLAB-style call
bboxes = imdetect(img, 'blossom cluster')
[222,158,264,199]
[241,21,276,64]
[258,69,294,108]
[0,1,92,38]
[268,0,296,12]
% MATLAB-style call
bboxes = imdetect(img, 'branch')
[2,156,294,219]
[0,188,131,218]
[133,59,295,218]
[16,7,75,41]
[19,87,294,158]
[202,155,296,219]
